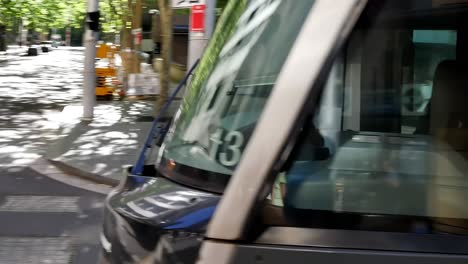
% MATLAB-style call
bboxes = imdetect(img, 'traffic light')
[86,11,100,32]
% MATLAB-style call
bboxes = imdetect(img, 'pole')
[150,10,160,57]
[187,0,216,70]
[66,27,71,46]
[18,19,22,47]
[66,4,72,46]
[82,0,99,120]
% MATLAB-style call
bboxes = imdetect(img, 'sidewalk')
[0,45,28,62]
[41,99,180,186]
[1,45,28,55]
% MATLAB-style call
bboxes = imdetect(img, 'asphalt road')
[0,48,105,263]
[0,167,104,264]
[0,166,105,264]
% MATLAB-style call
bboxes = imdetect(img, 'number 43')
[209,129,245,167]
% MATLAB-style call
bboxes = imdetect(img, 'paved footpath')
[0,45,28,62]
[0,47,110,264]
[0,47,178,263]
[43,99,180,184]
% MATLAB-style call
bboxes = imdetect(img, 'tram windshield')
[157,0,315,193]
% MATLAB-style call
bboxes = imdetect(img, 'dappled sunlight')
[42,91,156,179]
[104,131,133,139]
[0,146,26,154]
[0,50,84,107]
[0,126,59,166]
[54,123,149,179]
[92,163,110,174]
[0,130,25,139]
[0,49,86,167]
[11,153,41,166]
[0,48,157,179]
[61,128,143,157]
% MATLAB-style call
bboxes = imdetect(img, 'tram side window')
[345,29,457,134]
[402,30,457,134]
[263,1,468,235]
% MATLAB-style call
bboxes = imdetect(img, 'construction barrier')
[95,43,121,98]
[96,67,117,97]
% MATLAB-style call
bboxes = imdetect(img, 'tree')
[0,0,29,50]
[154,0,231,114]
[0,0,89,48]
[0,0,128,49]
[100,0,125,36]
[156,0,173,114]
[181,0,247,117]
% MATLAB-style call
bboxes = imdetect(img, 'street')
[0,166,104,263]
[0,48,105,264]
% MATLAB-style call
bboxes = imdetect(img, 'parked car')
[40,41,54,52]
[27,45,42,56]
[101,0,468,263]
[51,40,59,48]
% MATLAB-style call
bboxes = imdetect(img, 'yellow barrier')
[96,67,116,97]
[97,43,120,59]
[95,43,120,98]
[96,67,116,77]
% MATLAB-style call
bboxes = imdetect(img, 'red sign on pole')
[191,4,205,32]
[132,28,142,46]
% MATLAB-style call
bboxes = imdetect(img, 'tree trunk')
[131,0,142,74]
[151,12,161,57]
[0,24,6,51]
[119,0,134,92]
[156,0,173,115]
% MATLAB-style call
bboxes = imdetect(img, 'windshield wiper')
[165,141,198,151]
[165,141,210,154]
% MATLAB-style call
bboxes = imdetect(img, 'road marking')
[0,195,79,213]
[0,237,72,264]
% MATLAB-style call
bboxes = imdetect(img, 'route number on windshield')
[209,129,245,167]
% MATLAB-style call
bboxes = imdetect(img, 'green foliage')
[0,0,28,27]
[0,0,232,42]
[0,0,87,31]
[0,0,127,33]
[217,0,230,9]
[100,0,125,33]
[180,0,247,117]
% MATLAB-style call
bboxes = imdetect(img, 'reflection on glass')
[157,0,316,192]
[276,0,468,235]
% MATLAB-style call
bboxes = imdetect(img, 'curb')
[123,95,183,102]
[29,157,114,194]
[47,159,119,187]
